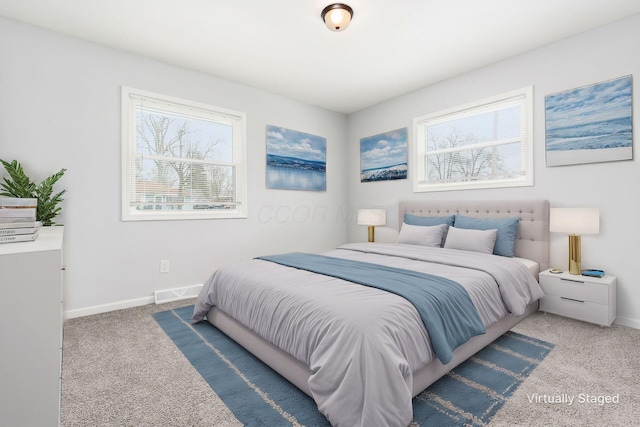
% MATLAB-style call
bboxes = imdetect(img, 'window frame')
[412,86,533,193]
[121,86,247,221]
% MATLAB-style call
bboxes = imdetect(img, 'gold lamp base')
[568,234,581,274]
[367,226,375,243]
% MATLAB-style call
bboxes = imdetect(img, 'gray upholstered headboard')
[399,200,550,273]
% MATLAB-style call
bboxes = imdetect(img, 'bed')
[192,200,550,427]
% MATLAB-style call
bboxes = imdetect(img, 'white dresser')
[539,269,616,326]
[0,226,64,427]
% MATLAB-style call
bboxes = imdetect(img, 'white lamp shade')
[550,208,599,235]
[357,209,386,226]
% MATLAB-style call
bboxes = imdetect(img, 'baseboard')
[154,284,203,304]
[614,316,640,330]
[64,296,155,320]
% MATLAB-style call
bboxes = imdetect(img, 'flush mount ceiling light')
[321,3,354,32]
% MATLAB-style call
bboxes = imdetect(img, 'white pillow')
[397,223,447,247]
[444,226,498,254]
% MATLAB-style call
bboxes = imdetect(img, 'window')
[413,87,533,192]
[121,87,247,221]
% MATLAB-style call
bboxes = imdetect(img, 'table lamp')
[550,208,599,274]
[357,208,386,242]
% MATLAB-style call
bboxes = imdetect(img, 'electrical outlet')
[160,259,170,274]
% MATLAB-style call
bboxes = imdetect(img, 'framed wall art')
[266,125,326,191]
[360,127,408,182]
[545,75,633,167]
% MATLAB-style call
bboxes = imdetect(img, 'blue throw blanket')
[256,252,485,364]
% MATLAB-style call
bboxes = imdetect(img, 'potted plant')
[0,159,66,226]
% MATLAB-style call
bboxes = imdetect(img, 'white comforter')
[192,243,544,427]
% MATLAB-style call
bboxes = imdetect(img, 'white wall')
[0,17,349,317]
[2,13,639,328]
[347,14,640,328]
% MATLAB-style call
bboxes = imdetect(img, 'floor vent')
[154,284,203,304]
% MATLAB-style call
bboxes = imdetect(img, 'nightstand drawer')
[539,276,608,304]
[540,294,610,326]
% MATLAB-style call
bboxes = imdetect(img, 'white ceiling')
[2,0,640,114]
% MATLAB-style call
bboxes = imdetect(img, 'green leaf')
[0,160,66,225]
[0,159,37,198]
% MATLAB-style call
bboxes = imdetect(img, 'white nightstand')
[538,269,616,326]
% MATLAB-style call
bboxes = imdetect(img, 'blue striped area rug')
[154,306,554,426]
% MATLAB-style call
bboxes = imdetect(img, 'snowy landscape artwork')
[545,75,633,166]
[360,128,408,182]
[266,125,326,191]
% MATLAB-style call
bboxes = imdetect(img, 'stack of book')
[0,197,41,244]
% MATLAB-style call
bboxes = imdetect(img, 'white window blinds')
[122,87,247,220]
[413,87,533,192]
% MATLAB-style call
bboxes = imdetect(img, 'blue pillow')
[453,215,519,257]
[404,213,455,227]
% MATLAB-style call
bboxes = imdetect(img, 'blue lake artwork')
[266,126,326,191]
[360,128,408,182]
[545,75,632,166]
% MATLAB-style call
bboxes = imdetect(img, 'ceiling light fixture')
[321,3,354,32]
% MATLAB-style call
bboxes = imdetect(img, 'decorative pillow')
[403,213,455,247]
[404,213,455,227]
[444,227,498,255]
[397,223,447,247]
[453,215,519,257]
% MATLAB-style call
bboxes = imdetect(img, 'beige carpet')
[61,300,640,426]
[61,299,242,427]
